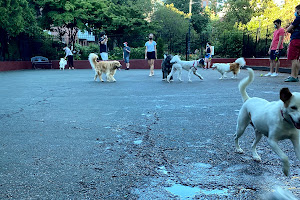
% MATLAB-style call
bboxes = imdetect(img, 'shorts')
[147,51,156,60]
[100,52,108,61]
[124,56,129,63]
[287,39,300,60]
[205,53,211,59]
[269,49,282,61]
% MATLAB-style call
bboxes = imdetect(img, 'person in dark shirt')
[123,42,131,70]
[99,32,108,61]
[285,4,300,82]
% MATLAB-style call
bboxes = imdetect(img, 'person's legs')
[125,57,130,69]
[148,59,152,76]
[69,55,74,69]
[291,60,300,78]
[266,50,275,76]
[204,58,208,69]
[286,39,300,81]
[274,60,280,74]
[270,60,275,73]
[150,59,155,75]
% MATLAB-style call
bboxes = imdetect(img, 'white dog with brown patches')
[212,57,246,79]
[234,68,300,176]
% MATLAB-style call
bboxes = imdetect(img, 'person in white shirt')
[63,45,74,70]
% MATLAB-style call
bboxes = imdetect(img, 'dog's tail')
[235,57,246,68]
[238,68,254,102]
[88,53,98,70]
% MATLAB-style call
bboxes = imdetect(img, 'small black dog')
[199,58,205,68]
[162,54,173,80]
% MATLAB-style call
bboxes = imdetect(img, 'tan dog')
[88,53,122,82]
[235,68,300,176]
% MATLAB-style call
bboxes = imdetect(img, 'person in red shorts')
[264,19,285,77]
[285,4,300,82]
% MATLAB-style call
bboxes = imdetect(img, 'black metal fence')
[187,24,291,59]
[0,25,292,61]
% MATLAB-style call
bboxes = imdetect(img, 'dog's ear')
[280,88,292,106]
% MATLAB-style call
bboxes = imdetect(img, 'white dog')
[167,55,204,82]
[212,58,246,79]
[59,58,67,70]
[234,68,300,176]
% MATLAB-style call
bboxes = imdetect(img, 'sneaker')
[271,73,278,77]
[284,76,299,82]
[125,68,129,70]
[264,72,272,77]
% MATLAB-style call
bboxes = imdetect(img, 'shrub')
[75,43,99,60]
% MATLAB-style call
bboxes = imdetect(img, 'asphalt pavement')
[0,67,300,199]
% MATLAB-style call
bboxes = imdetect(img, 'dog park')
[1,0,300,199]
[0,65,300,199]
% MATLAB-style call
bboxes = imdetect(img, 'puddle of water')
[134,140,143,145]
[165,184,228,199]
[165,184,200,199]
[193,163,212,169]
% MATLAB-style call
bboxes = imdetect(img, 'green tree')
[0,0,39,60]
[102,2,153,48]
[152,4,189,54]
[223,0,254,25]
[35,0,109,46]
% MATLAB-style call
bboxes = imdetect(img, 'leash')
[192,60,198,70]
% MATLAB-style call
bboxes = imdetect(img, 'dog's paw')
[253,155,261,162]
[283,167,290,176]
[235,148,244,154]
[283,162,290,176]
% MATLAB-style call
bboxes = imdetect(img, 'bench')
[31,56,53,69]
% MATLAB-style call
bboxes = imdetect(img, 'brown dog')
[88,53,122,82]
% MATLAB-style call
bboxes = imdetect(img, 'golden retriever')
[88,53,122,82]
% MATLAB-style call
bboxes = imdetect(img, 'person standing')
[123,42,131,70]
[99,32,108,61]
[264,19,285,77]
[285,4,300,82]
[204,42,212,69]
[145,33,157,76]
[63,45,74,70]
